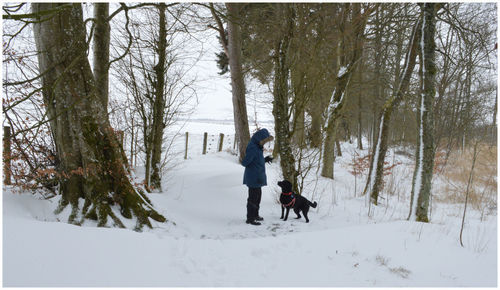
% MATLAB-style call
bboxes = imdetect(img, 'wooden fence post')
[218,133,224,152]
[184,132,189,159]
[4,126,11,185]
[202,132,208,155]
[115,130,124,146]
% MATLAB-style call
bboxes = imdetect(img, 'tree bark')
[93,3,130,171]
[226,3,251,163]
[272,4,298,191]
[308,98,323,148]
[149,3,168,191]
[321,74,350,179]
[357,57,363,150]
[93,3,110,109]
[292,100,306,147]
[33,3,165,230]
[408,3,438,222]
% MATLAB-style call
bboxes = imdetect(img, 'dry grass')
[435,144,497,216]
[389,266,411,279]
[375,255,390,266]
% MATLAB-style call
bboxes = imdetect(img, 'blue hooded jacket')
[241,129,270,188]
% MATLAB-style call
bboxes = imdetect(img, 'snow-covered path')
[3,152,497,287]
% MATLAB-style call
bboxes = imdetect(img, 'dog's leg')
[280,205,284,219]
[284,208,290,221]
[303,210,310,223]
[294,208,301,219]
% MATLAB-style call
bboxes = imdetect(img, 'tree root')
[54,187,166,231]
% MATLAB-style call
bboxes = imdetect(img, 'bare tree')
[113,4,197,191]
[149,3,168,191]
[460,139,480,247]
[363,15,422,205]
[321,3,374,179]
[32,3,165,229]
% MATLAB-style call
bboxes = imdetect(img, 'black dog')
[277,180,317,223]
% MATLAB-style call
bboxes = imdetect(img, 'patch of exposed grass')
[435,144,497,217]
[389,266,411,279]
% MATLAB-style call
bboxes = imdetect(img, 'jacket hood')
[251,128,271,144]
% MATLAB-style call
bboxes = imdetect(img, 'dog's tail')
[309,201,318,208]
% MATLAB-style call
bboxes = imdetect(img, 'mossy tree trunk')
[149,3,168,192]
[33,3,165,230]
[321,74,350,179]
[93,3,110,109]
[92,3,130,171]
[272,4,298,192]
[408,3,438,222]
[363,17,422,205]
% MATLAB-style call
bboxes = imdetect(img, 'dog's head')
[277,180,293,193]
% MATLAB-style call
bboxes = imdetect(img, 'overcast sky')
[186,29,274,123]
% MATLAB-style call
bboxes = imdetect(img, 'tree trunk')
[357,57,363,150]
[33,3,165,230]
[321,76,349,179]
[149,3,168,191]
[93,3,130,171]
[93,3,110,109]
[363,17,422,204]
[226,3,251,163]
[460,140,479,247]
[322,3,369,179]
[130,116,135,167]
[335,137,342,157]
[371,6,383,150]
[308,101,323,148]
[493,93,497,128]
[408,3,438,222]
[492,94,498,140]
[292,103,306,147]
[272,4,298,192]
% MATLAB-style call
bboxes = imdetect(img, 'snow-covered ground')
[2,122,497,287]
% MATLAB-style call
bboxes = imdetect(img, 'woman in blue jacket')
[241,128,274,225]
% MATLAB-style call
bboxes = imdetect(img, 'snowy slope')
[2,145,497,287]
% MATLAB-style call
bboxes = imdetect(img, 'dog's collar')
[282,191,293,196]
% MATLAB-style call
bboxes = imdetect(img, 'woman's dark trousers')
[246,187,262,221]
